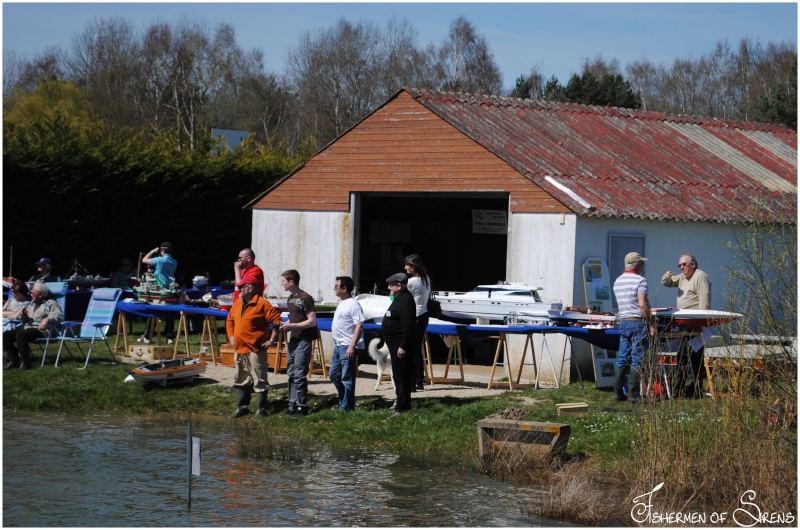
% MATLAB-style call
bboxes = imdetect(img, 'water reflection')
[3,411,563,527]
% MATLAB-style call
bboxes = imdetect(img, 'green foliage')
[755,62,797,130]
[509,74,532,99]
[549,71,642,109]
[3,81,304,281]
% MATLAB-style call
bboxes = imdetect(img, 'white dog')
[368,338,395,391]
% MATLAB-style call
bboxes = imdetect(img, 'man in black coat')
[381,272,416,417]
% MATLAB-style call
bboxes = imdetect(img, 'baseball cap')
[624,252,648,265]
[34,258,52,265]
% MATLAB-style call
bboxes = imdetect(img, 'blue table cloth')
[184,287,234,300]
[312,318,620,351]
[116,300,229,319]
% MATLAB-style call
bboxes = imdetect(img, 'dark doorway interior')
[357,193,509,295]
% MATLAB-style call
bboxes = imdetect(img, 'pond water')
[3,411,566,527]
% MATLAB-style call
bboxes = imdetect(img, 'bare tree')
[66,17,140,127]
[580,54,622,78]
[134,21,174,134]
[288,17,420,145]
[434,16,502,95]
[626,59,663,111]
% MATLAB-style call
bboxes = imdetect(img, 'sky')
[2,2,798,92]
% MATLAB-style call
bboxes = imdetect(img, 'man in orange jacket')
[226,278,282,418]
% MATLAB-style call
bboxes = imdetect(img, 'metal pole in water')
[187,422,192,509]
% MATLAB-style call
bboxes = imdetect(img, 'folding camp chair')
[55,288,122,369]
[33,281,69,367]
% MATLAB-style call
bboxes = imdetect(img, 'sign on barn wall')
[472,209,507,234]
[582,256,617,388]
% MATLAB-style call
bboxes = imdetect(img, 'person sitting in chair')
[3,282,63,371]
[29,258,61,282]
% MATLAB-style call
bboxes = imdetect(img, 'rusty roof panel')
[407,88,797,224]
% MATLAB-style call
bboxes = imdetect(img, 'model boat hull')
[548,307,617,324]
[67,278,110,290]
[435,282,562,322]
[651,308,742,327]
[124,358,206,384]
[439,298,561,321]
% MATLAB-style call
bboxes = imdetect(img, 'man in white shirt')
[330,276,365,411]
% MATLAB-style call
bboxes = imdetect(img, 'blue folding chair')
[34,281,68,367]
[55,288,122,368]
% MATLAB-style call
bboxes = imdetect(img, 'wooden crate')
[128,345,174,361]
[268,346,287,372]
[218,346,287,371]
[477,419,571,460]
[220,345,235,367]
[556,402,589,417]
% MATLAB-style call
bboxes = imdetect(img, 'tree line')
[4,15,796,154]
[2,15,796,281]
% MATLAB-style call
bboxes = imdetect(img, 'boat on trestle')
[547,306,617,326]
[435,282,562,323]
[132,271,180,304]
[124,358,207,385]
[650,308,743,327]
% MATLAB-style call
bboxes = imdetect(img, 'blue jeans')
[616,320,648,370]
[329,344,358,411]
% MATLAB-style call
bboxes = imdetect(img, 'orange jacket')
[225,295,282,354]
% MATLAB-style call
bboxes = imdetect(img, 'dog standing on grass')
[368,338,394,390]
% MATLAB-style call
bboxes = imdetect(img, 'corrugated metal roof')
[405,88,797,224]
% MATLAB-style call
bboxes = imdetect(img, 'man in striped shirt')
[612,252,655,403]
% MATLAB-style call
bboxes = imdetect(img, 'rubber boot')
[230,388,251,418]
[628,368,642,404]
[613,367,628,401]
[254,392,269,418]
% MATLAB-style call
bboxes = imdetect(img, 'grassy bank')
[4,325,796,526]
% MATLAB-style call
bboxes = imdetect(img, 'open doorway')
[356,193,509,294]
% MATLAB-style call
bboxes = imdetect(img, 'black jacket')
[381,289,416,351]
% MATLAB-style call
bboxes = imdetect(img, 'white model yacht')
[434,282,562,323]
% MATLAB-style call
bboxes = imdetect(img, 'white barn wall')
[252,208,355,359]
[505,213,578,385]
[574,218,739,309]
[571,217,742,382]
[251,209,354,301]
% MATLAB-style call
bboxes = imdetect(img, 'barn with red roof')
[248,88,797,383]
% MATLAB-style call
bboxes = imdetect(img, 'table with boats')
[112,281,749,396]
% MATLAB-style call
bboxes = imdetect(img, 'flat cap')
[385,272,408,284]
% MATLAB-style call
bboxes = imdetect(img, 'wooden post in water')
[187,422,192,509]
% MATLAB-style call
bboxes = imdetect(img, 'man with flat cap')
[612,252,655,403]
[381,272,416,417]
[226,277,282,418]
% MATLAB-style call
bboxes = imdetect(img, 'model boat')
[435,282,562,322]
[133,271,180,304]
[64,259,109,290]
[124,358,206,385]
[548,306,617,325]
[651,308,743,327]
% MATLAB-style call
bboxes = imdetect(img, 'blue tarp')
[115,302,621,351]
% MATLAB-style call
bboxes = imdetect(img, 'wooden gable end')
[253,91,569,213]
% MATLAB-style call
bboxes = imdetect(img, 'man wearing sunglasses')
[662,253,712,398]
